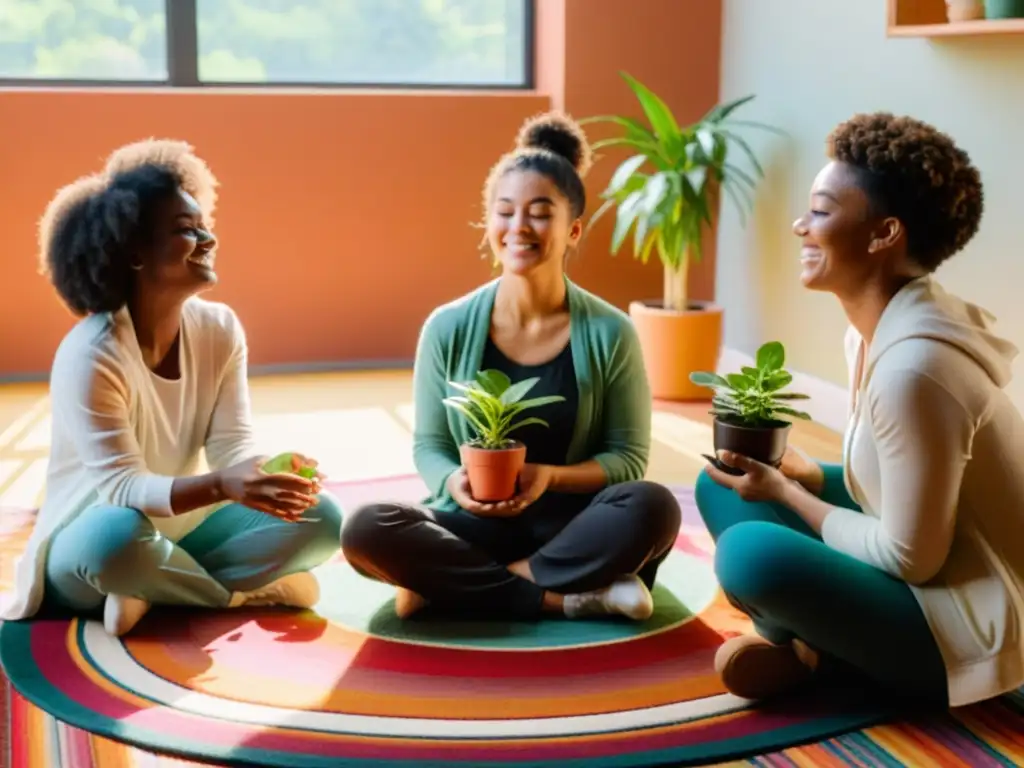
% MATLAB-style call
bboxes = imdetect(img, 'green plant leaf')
[689,371,728,387]
[741,366,760,378]
[718,128,765,179]
[442,398,490,436]
[726,372,754,390]
[475,369,511,396]
[774,406,812,420]
[773,392,810,400]
[499,377,540,405]
[725,118,787,136]
[703,94,756,124]
[611,189,644,253]
[756,342,785,371]
[621,71,681,143]
[608,154,648,194]
[763,371,793,391]
[510,395,566,411]
[577,114,657,143]
[506,416,550,433]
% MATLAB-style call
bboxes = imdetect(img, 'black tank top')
[479,337,578,466]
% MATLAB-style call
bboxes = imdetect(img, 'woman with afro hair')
[341,112,681,622]
[0,140,342,636]
[697,113,1024,709]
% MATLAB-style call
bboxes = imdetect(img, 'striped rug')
[1,476,1023,766]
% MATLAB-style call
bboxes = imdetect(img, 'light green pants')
[43,494,343,612]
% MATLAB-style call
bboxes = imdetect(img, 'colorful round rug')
[0,491,891,767]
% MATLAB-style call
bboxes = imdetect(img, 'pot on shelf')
[985,0,1024,18]
[946,0,985,20]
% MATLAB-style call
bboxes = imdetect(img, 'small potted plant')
[443,370,565,502]
[689,341,810,474]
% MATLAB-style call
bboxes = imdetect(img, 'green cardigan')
[413,277,652,512]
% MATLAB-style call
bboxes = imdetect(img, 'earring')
[130,262,143,271]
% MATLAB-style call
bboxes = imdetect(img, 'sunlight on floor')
[0,370,842,511]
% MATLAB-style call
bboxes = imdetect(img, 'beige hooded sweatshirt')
[822,276,1024,706]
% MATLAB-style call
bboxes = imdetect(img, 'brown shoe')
[714,633,817,700]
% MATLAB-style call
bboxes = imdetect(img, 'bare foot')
[394,588,427,618]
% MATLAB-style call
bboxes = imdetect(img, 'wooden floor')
[0,369,843,510]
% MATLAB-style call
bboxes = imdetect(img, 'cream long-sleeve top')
[0,298,258,621]
[821,276,1024,707]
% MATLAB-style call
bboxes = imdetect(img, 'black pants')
[340,480,682,620]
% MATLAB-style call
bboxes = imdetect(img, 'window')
[0,0,167,82]
[0,0,534,88]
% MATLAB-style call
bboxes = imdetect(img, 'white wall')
[716,0,1024,411]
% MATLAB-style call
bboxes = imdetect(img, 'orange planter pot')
[460,442,527,502]
[629,300,724,401]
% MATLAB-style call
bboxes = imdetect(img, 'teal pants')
[695,463,948,706]
[44,494,343,612]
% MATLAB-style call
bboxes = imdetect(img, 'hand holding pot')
[447,468,522,517]
[778,446,825,495]
[508,463,554,510]
[704,450,791,502]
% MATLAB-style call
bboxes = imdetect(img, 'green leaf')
[756,342,785,371]
[774,406,812,420]
[703,94,756,123]
[585,197,619,236]
[608,154,648,194]
[773,392,810,400]
[611,189,644,253]
[718,128,765,178]
[442,398,490,436]
[763,371,794,392]
[621,71,681,142]
[725,118,787,136]
[511,395,566,411]
[475,369,511,396]
[726,372,754,390]
[506,416,549,433]
[499,377,540,405]
[741,366,760,379]
[689,371,728,387]
[577,114,657,144]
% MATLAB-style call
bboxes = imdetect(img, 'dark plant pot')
[712,418,792,475]
[460,442,526,502]
[986,0,1024,17]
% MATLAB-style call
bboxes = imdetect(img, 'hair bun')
[516,112,592,176]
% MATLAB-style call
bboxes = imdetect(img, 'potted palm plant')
[443,370,565,502]
[582,72,780,400]
[690,341,810,474]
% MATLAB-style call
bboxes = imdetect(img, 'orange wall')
[0,0,722,379]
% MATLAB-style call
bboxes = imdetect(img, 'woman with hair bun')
[697,112,1024,709]
[0,139,342,636]
[342,112,681,621]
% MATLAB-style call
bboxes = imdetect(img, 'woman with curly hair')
[696,113,1024,708]
[340,112,681,622]
[0,139,342,636]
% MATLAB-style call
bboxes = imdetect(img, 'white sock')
[562,575,654,621]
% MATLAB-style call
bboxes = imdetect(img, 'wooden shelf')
[887,0,1024,38]
[889,17,1024,36]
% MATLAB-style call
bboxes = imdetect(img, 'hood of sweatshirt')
[864,276,1017,389]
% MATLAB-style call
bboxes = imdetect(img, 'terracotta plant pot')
[946,0,985,20]
[985,0,1024,17]
[629,300,724,401]
[712,418,792,476]
[460,442,526,502]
